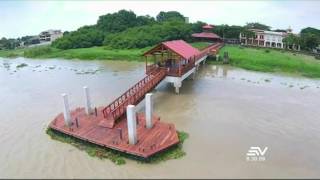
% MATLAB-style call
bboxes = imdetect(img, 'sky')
[1,0,320,38]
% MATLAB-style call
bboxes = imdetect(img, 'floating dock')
[49,107,179,158]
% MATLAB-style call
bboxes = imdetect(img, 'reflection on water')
[1,57,320,178]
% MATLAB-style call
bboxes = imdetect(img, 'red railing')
[195,43,224,62]
[102,68,167,125]
[146,64,157,74]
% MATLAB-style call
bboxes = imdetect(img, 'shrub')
[24,46,52,58]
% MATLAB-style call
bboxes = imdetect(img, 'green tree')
[52,25,104,49]
[156,11,185,22]
[191,21,206,33]
[300,33,319,50]
[245,22,271,30]
[240,28,255,40]
[97,10,138,33]
[104,21,192,49]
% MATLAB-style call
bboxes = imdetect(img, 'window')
[260,35,264,39]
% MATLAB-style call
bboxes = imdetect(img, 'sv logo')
[246,147,268,157]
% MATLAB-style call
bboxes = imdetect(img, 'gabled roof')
[191,32,221,39]
[202,24,214,29]
[143,40,200,60]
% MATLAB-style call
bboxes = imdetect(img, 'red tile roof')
[202,24,214,29]
[162,40,200,59]
[143,40,200,60]
[192,32,221,39]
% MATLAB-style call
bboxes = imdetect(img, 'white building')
[39,30,63,42]
[240,28,300,50]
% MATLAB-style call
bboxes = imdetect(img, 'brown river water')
[1,57,320,178]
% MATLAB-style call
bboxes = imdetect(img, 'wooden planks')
[49,107,179,158]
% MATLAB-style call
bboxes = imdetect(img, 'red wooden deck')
[49,107,179,158]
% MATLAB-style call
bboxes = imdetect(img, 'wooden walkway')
[49,107,179,158]
[100,68,167,128]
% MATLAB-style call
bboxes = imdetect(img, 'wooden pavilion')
[143,40,200,77]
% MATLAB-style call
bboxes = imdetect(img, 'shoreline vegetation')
[1,43,320,78]
[46,128,189,165]
[217,45,320,78]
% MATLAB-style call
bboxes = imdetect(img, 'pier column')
[192,71,196,80]
[174,81,182,94]
[145,93,153,129]
[83,86,92,115]
[216,55,220,61]
[62,93,72,126]
[126,105,137,145]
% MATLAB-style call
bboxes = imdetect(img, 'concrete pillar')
[174,81,182,94]
[126,105,137,145]
[62,93,72,126]
[83,86,92,115]
[145,93,153,129]
[192,71,196,80]
[216,55,220,61]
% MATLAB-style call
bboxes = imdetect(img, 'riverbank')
[0,42,210,61]
[218,45,320,78]
[1,43,320,78]
[0,46,148,61]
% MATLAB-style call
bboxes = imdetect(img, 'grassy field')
[21,46,150,61]
[219,45,320,78]
[0,48,25,58]
[0,46,150,61]
[190,42,211,50]
[0,42,209,61]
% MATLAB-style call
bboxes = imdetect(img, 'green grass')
[0,48,25,58]
[191,42,211,50]
[0,46,150,61]
[0,42,208,61]
[46,128,188,165]
[24,46,149,61]
[219,45,320,78]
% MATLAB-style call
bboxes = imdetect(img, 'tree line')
[1,10,319,51]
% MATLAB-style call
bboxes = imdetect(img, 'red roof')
[192,32,221,39]
[143,40,200,60]
[202,24,214,29]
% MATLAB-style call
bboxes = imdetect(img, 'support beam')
[145,93,153,129]
[126,105,137,145]
[83,86,92,115]
[174,81,182,94]
[61,93,72,126]
[192,71,196,80]
[216,55,220,61]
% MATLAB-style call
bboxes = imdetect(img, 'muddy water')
[1,57,320,178]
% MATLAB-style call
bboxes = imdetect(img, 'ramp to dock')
[100,68,167,128]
